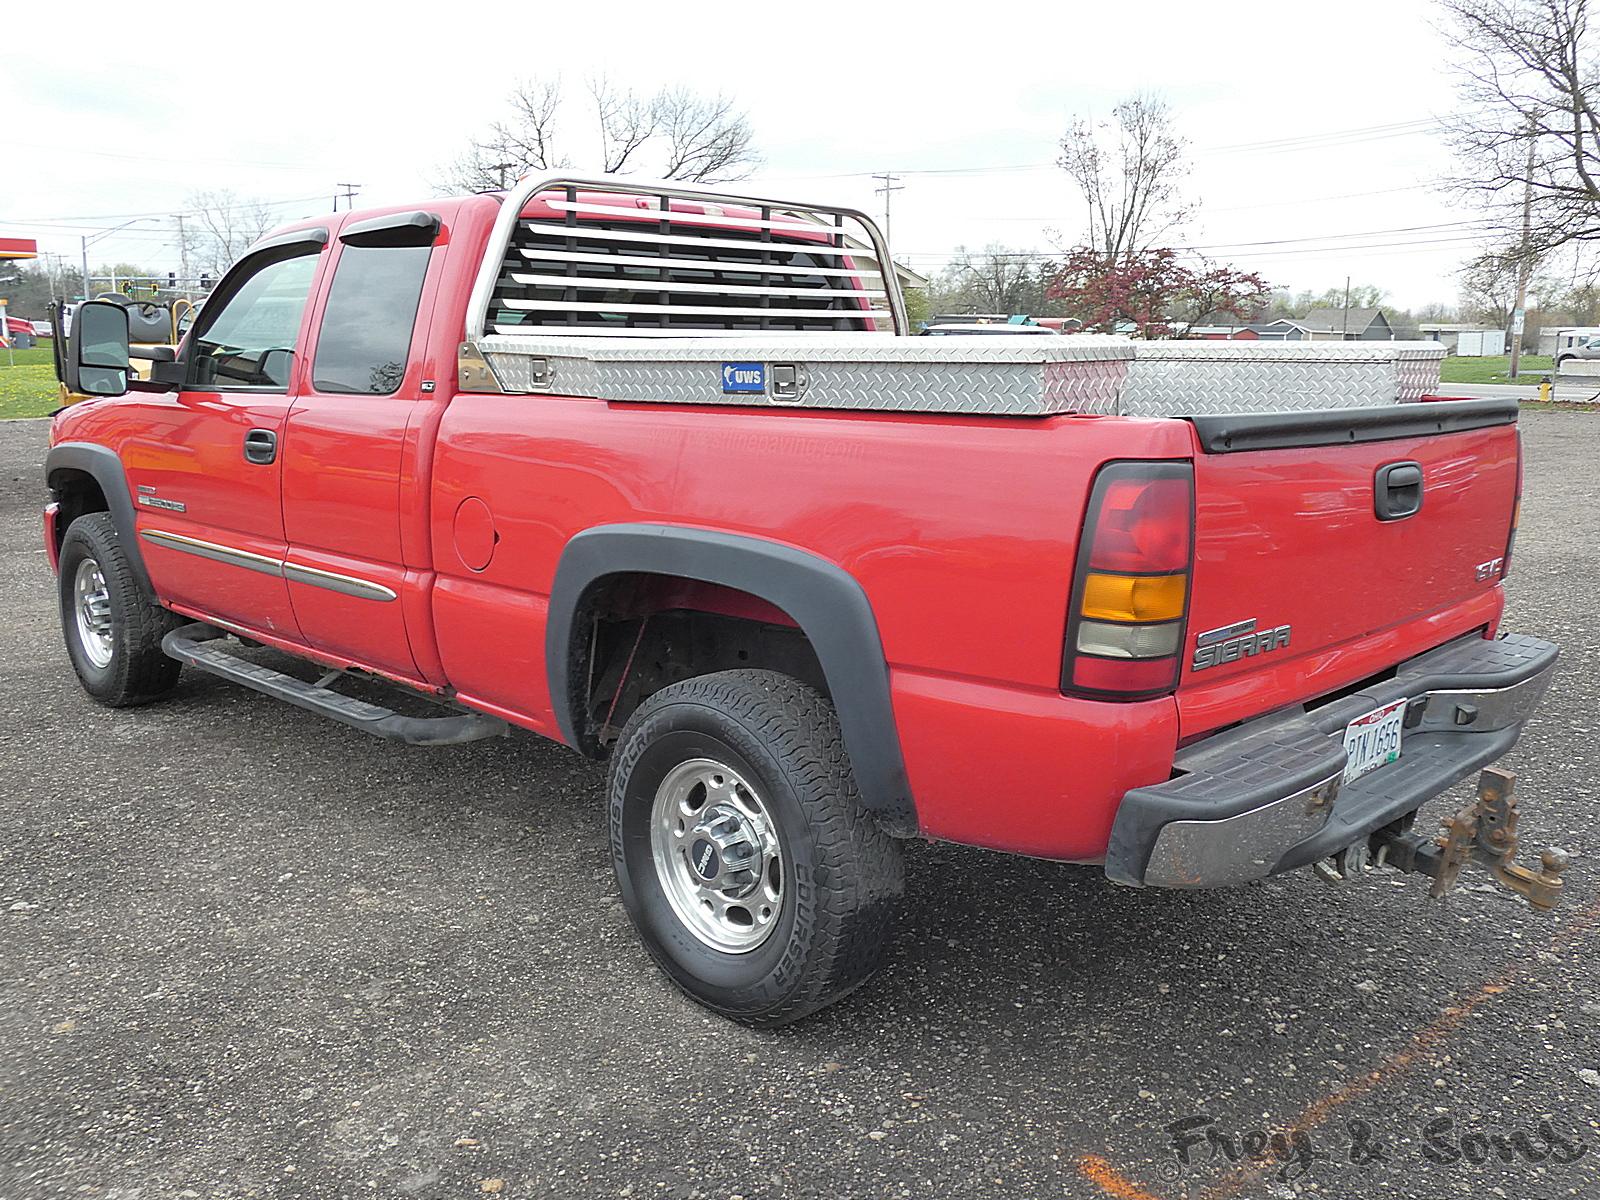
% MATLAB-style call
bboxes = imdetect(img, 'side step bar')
[161,623,508,746]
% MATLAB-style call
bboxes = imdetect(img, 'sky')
[2,0,1502,310]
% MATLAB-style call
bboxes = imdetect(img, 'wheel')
[608,669,904,1026]
[57,513,181,706]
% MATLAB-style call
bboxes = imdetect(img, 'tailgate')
[1177,401,1520,737]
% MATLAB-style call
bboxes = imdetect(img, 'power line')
[0,137,334,173]
[5,192,335,228]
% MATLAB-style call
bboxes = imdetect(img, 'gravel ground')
[1,413,1596,1200]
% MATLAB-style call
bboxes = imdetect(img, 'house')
[1185,316,1310,340]
[1295,307,1394,341]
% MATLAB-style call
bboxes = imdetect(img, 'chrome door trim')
[140,529,398,602]
[283,561,398,602]
[140,529,284,577]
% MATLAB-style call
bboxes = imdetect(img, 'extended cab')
[44,175,1564,1025]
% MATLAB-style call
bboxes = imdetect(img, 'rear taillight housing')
[1063,461,1195,700]
[1501,429,1523,580]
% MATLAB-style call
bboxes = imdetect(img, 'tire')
[608,669,904,1026]
[57,512,181,706]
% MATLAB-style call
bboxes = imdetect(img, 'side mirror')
[63,300,130,397]
[260,348,295,389]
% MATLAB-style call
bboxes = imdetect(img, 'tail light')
[1063,461,1194,700]
[1501,429,1523,579]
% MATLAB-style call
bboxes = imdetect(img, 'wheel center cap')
[689,837,721,880]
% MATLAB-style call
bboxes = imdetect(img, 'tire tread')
[609,669,904,1026]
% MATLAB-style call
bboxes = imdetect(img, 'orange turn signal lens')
[1080,571,1188,624]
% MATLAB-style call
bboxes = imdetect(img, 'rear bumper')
[1106,632,1559,888]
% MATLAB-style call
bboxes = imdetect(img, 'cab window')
[189,252,318,391]
[312,243,432,395]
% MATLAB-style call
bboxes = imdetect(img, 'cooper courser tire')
[608,669,904,1026]
[57,512,181,706]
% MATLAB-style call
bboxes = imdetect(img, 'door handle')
[243,428,278,465]
[1374,461,1423,521]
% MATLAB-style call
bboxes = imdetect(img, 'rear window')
[312,244,432,394]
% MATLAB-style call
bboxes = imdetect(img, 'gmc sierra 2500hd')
[45,175,1566,1025]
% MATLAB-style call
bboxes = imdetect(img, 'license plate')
[1342,699,1407,783]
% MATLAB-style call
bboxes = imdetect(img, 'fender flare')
[546,523,917,834]
[44,442,153,596]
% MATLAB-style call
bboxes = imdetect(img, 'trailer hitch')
[1371,767,1569,911]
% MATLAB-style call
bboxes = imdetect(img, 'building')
[1295,307,1395,341]
[1418,324,1507,355]
[1186,317,1310,340]
[1539,326,1600,357]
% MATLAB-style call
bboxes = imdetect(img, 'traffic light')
[167,272,176,289]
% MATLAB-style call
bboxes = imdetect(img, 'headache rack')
[467,174,904,339]
[462,175,1448,417]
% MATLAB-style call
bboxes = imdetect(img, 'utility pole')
[1342,276,1351,339]
[1509,117,1537,380]
[335,183,362,212]
[872,172,904,246]
[175,212,191,298]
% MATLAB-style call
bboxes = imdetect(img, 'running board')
[161,623,508,746]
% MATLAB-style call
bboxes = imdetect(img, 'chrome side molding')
[139,529,397,602]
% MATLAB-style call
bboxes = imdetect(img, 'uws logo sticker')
[721,362,766,394]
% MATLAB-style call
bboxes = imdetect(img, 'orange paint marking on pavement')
[1072,896,1600,1200]
[1076,1154,1168,1200]
[1197,894,1600,1200]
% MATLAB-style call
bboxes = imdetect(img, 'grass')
[0,346,61,419]
[1437,353,1553,385]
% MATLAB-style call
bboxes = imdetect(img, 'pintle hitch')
[1371,767,1569,911]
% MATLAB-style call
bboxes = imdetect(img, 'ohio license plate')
[1342,699,1407,783]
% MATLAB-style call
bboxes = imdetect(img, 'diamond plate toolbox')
[480,333,1132,416]
[475,334,1447,418]
[1111,341,1447,417]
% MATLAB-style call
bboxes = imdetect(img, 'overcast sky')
[4,0,1507,309]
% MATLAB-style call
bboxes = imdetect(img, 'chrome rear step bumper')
[1105,632,1559,889]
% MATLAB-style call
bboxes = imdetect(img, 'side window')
[190,252,318,391]
[312,244,432,395]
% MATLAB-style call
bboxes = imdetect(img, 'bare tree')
[1058,94,1194,265]
[937,246,1050,314]
[444,80,565,192]
[657,88,759,182]
[443,77,760,191]
[1458,249,1524,324]
[590,78,657,175]
[1442,0,1600,253]
[181,191,279,276]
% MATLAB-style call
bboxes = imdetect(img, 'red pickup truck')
[44,175,1564,1025]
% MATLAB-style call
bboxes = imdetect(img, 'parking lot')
[1,412,1596,1200]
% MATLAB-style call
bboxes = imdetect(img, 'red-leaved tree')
[1047,247,1270,338]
